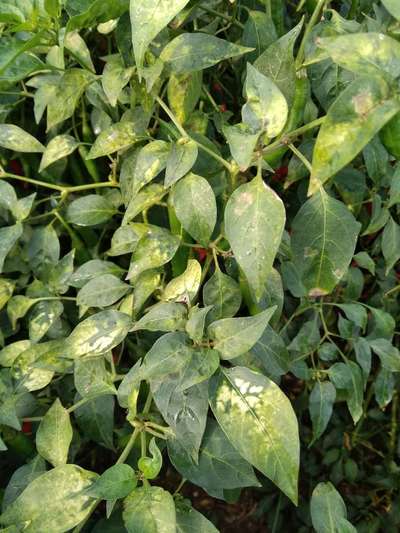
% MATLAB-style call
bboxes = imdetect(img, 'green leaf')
[177,347,219,391]
[87,122,141,159]
[309,382,336,445]
[74,357,117,397]
[0,224,23,274]
[185,305,212,343]
[86,464,137,500]
[250,325,290,377]
[208,307,276,360]
[374,368,395,409]
[203,270,242,322]
[69,310,132,357]
[163,259,201,303]
[369,339,400,372]
[28,300,63,342]
[242,10,277,62]
[165,139,198,187]
[47,69,94,131]
[130,0,189,73]
[317,33,400,79]
[77,274,131,308]
[67,0,127,31]
[0,279,14,311]
[130,141,170,196]
[64,30,95,72]
[2,456,46,511]
[172,173,217,246]
[225,176,285,300]
[382,216,400,274]
[242,64,288,137]
[132,302,187,332]
[102,55,134,107]
[291,189,360,296]
[176,504,218,533]
[161,33,252,74]
[74,394,115,449]
[70,260,125,288]
[382,0,400,19]
[169,419,259,493]
[209,366,299,504]
[0,340,31,367]
[222,122,260,171]
[254,21,303,105]
[67,195,116,226]
[309,76,400,194]
[310,482,356,533]
[138,438,163,480]
[0,124,44,152]
[108,226,141,256]
[39,134,78,172]
[123,486,176,533]
[152,378,208,462]
[328,362,363,423]
[36,398,73,467]
[167,71,202,125]
[127,226,180,282]
[140,332,191,381]
[123,184,165,225]
[0,465,98,533]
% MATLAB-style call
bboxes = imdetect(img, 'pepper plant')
[0,0,400,532]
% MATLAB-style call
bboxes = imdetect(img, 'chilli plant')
[1,1,400,532]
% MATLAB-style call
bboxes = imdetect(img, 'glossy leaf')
[86,464,137,500]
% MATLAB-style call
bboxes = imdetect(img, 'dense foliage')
[0,0,400,531]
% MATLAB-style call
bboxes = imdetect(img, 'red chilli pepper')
[22,421,32,434]
[195,248,207,263]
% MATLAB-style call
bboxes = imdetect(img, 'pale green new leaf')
[161,33,252,73]
[39,134,78,172]
[209,366,299,504]
[208,307,276,360]
[309,76,400,194]
[130,0,190,73]
[36,399,73,467]
[291,189,360,296]
[225,176,285,300]
[0,465,98,533]
[310,482,356,533]
[0,125,44,152]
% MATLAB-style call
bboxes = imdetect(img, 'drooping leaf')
[309,381,336,445]
[209,366,299,504]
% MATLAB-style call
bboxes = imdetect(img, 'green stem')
[0,172,119,193]
[262,116,325,156]
[288,143,312,172]
[155,96,233,172]
[197,4,244,29]
[296,0,327,69]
